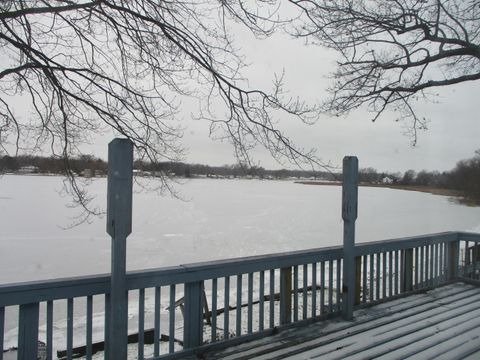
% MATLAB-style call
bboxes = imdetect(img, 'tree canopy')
[0,1,318,166]
[0,0,323,215]
[289,0,480,143]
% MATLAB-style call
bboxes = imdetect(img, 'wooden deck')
[200,282,480,360]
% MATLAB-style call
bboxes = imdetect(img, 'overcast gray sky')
[81,25,479,174]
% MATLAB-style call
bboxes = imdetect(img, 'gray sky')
[82,28,480,174]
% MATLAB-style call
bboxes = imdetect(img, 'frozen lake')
[2,174,480,355]
[1,174,480,284]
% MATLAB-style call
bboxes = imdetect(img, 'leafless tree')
[0,1,322,217]
[289,0,480,144]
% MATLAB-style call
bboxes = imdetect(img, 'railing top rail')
[457,231,480,242]
[1,231,478,306]
[354,231,460,256]
[0,245,343,306]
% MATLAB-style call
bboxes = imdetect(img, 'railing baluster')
[362,255,367,303]
[474,242,478,280]
[259,272,264,331]
[439,243,444,282]
[420,246,425,287]
[211,279,217,342]
[400,250,405,293]
[169,285,176,353]
[46,301,53,360]
[404,249,414,292]
[293,266,299,321]
[376,253,381,300]
[248,273,253,333]
[355,257,361,306]
[269,269,275,328]
[369,254,374,301]
[224,276,230,339]
[311,263,317,317]
[388,252,393,297]
[336,259,341,311]
[0,306,4,360]
[382,252,386,299]
[154,286,161,357]
[430,245,435,286]
[394,251,399,295]
[18,303,40,360]
[302,264,307,320]
[280,267,292,325]
[320,262,325,314]
[104,294,110,360]
[236,274,242,336]
[328,260,333,313]
[434,243,438,284]
[464,241,469,276]
[67,298,74,360]
[425,245,430,284]
[183,282,203,348]
[414,248,419,289]
[138,289,145,360]
[86,296,93,360]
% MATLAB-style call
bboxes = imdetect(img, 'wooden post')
[280,267,292,325]
[107,138,133,360]
[183,281,204,348]
[342,156,358,320]
[18,303,39,360]
[354,257,362,305]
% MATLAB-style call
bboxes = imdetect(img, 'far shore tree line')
[2,150,480,203]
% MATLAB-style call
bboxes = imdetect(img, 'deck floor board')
[202,283,480,360]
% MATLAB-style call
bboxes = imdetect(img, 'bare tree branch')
[288,0,480,144]
[0,0,325,220]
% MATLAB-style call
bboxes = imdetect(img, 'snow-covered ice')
[1,175,480,357]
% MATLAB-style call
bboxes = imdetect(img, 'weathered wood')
[154,286,161,356]
[259,271,264,331]
[311,263,317,318]
[67,298,73,359]
[354,257,361,305]
[57,329,184,359]
[302,264,307,320]
[18,302,39,360]
[203,283,480,360]
[2,232,471,308]
[104,294,110,359]
[169,284,176,353]
[138,288,145,360]
[107,138,133,360]
[236,275,242,336]
[86,296,92,360]
[184,281,204,348]
[280,267,292,325]
[0,306,4,360]
[247,273,253,333]
[269,269,275,328]
[211,278,218,341]
[403,249,414,292]
[224,276,230,339]
[46,300,53,360]
[342,156,358,320]
[293,266,299,321]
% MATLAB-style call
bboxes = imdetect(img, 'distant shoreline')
[295,181,471,202]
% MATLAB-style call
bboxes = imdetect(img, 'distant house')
[382,176,393,184]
